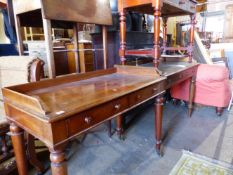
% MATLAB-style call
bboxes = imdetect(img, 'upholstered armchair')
[0,56,44,174]
[171,64,231,116]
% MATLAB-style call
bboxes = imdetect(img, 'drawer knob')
[114,104,121,110]
[137,95,141,99]
[153,88,158,92]
[84,116,92,124]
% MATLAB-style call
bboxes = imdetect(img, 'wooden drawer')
[67,97,128,136]
[166,67,196,88]
[129,83,161,106]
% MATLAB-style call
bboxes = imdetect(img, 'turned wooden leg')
[162,17,168,60]
[188,76,196,117]
[188,14,196,63]
[27,133,45,173]
[216,107,223,116]
[50,148,67,175]
[116,115,123,140]
[10,122,28,175]
[153,2,162,68]
[119,10,126,65]
[155,96,164,156]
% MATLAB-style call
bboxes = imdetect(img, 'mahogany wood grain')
[10,123,28,175]
[119,10,126,65]
[118,0,197,68]
[153,1,162,67]
[14,0,112,25]
[189,14,196,63]
[162,17,168,56]
[102,26,108,69]
[73,23,80,73]
[3,64,198,175]
[41,0,112,25]
[188,76,196,117]
[49,148,67,175]
[155,95,165,155]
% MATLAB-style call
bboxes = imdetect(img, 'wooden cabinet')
[66,42,94,73]
[79,42,94,73]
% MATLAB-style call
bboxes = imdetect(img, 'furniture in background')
[171,64,231,116]
[25,41,69,76]
[117,0,197,154]
[91,31,154,70]
[0,56,44,174]
[13,0,112,78]
[66,42,95,73]
[8,1,115,175]
[118,0,196,67]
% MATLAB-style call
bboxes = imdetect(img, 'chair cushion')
[196,64,229,82]
[171,64,231,108]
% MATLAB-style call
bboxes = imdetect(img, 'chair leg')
[216,107,223,116]
[26,133,45,174]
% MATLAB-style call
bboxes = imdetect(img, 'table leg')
[50,148,67,175]
[155,96,164,156]
[116,115,124,140]
[10,122,28,175]
[188,76,196,117]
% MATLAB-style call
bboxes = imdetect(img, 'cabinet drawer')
[67,97,128,136]
[167,67,196,88]
[129,83,161,106]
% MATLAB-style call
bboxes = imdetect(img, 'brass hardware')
[84,116,92,124]
[114,104,121,110]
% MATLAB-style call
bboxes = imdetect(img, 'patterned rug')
[169,151,233,175]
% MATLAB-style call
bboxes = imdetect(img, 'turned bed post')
[119,0,126,65]
[189,14,196,63]
[162,17,168,53]
[162,17,168,62]
[153,0,162,68]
